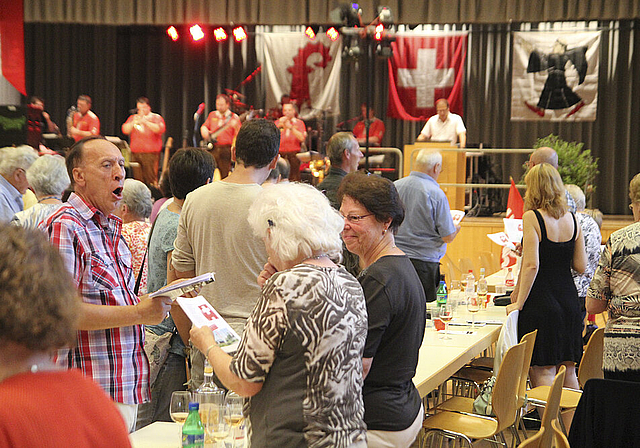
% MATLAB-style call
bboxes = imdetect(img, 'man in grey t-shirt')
[171,119,280,387]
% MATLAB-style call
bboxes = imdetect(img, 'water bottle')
[477,268,488,308]
[436,274,448,307]
[464,270,475,298]
[182,402,205,448]
[505,267,515,287]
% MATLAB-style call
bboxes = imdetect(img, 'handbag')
[473,375,496,416]
[144,329,173,387]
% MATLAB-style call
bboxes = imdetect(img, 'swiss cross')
[397,48,455,108]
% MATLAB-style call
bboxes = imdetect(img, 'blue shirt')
[394,171,456,263]
[0,175,23,223]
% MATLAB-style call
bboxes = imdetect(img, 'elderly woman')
[337,172,426,448]
[115,178,153,293]
[0,224,130,446]
[12,154,70,229]
[507,164,587,400]
[190,182,368,448]
[587,173,640,381]
[565,184,602,328]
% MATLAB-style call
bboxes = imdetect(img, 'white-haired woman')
[190,182,368,448]
[12,154,70,229]
[116,178,153,293]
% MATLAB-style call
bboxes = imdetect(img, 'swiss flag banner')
[506,177,524,219]
[387,32,467,121]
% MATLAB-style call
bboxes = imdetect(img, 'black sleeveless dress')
[517,209,583,366]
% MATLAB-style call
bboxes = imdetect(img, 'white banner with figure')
[511,31,601,121]
[257,32,341,120]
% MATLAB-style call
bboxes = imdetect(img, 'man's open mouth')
[113,187,123,196]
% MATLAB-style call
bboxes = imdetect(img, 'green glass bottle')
[182,402,205,448]
[436,274,448,307]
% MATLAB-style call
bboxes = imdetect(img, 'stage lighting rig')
[326,27,340,42]
[305,26,317,40]
[233,26,247,42]
[214,27,228,42]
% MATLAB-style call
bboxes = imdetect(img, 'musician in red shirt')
[122,97,166,186]
[276,103,307,181]
[353,104,385,147]
[201,94,241,179]
[69,95,100,142]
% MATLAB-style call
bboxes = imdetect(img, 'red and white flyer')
[176,295,241,354]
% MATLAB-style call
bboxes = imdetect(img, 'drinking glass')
[196,389,226,446]
[439,304,453,340]
[203,395,230,447]
[467,294,481,328]
[226,391,245,447]
[450,279,462,312]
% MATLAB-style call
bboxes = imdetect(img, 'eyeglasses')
[341,213,373,223]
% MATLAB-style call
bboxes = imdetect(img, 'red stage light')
[374,24,384,40]
[167,26,179,41]
[326,27,339,41]
[233,26,247,42]
[305,26,316,40]
[190,24,205,41]
[214,27,228,42]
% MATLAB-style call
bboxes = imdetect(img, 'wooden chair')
[517,365,566,448]
[552,419,570,448]
[526,328,605,432]
[459,257,475,279]
[422,341,526,447]
[440,330,538,445]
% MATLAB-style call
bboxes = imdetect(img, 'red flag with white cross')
[387,33,467,121]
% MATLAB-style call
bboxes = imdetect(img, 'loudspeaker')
[0,105,27,147]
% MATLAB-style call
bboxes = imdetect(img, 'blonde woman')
[507,163,587,394]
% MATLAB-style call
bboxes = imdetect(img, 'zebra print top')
[229,263,368,448]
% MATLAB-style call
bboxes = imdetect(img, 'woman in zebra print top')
[190,182,368,448]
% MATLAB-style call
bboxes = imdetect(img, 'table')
[130,421,180,448]
[413,305,507,398]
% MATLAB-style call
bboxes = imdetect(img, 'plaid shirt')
[41,193,149,404]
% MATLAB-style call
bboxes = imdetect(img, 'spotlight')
[305,26,316,40]
[166,26,179,41]
[214,27,228,42]
[326,27,340,42]
[190,24,205,41]
[374,24,384,41]
[233,26,247,42]
[377,6,394,27]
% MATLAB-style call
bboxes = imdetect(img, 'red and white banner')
[0,0,26,96]
[511,31,600,121]
[387,32,467,121]
[506,177,524,219]
[258,32,341,120]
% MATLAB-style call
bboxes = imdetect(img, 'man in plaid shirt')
[41,136,172,431]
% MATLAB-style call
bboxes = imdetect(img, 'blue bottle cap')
[188,402,199,411]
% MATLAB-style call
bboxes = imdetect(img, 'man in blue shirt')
[0,146,38,222]
[394,149,460,302]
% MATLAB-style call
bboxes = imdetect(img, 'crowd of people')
[0,94,637,447]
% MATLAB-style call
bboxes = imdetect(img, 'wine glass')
[226,391,245,447]
[170,391,191,445]
[439,304,453,340]
[467,293,481,328]
[450,280,462,311]
[203,394,230,447]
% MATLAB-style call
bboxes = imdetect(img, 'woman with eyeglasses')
[587,173,640,382]
[189,182,368,448]
[337,171,426,448]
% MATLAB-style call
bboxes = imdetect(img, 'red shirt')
[41,193,149,405]
[353,118,385,146]
[72,111,100,142]
[0,370,131,448]
[203,110,241,146]
[277,117,306,153]
[123,112,166,153]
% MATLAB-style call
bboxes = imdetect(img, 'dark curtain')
[25,21,640,215]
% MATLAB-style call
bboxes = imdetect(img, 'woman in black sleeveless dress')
[506,163,587,393]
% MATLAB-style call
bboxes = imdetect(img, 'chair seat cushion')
[423,410,499,440]
[527,386,582,409]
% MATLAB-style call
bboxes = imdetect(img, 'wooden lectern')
[403,142,466,210]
